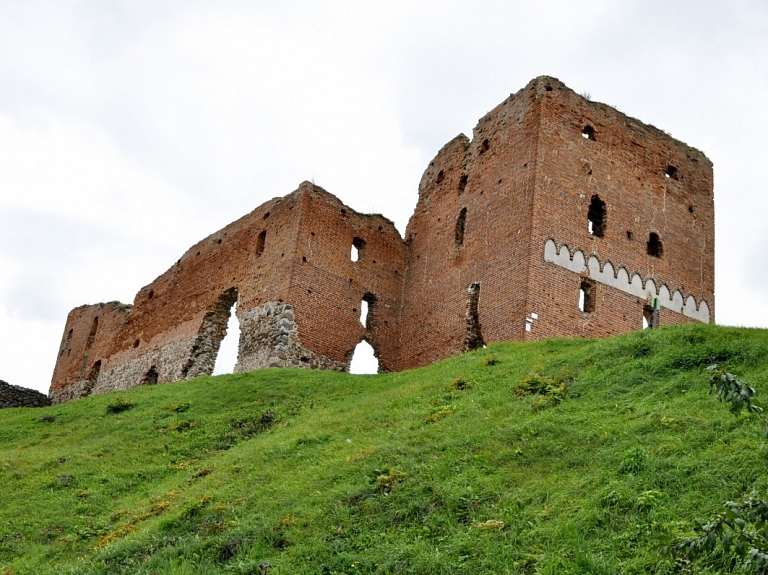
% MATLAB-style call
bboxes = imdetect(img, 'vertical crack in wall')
[463,281,485,351]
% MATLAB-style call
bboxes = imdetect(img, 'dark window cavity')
[588,195,606,237]
[255,230,266,257]
[582,125,595,140]
[455,208,467,247]
[435,170,444,184]
[665,165,678,180]
[457,174,468,195]
[647,233,663,258]
[85,317,99,350]
[142,366,159,386]
[480,139,490,153]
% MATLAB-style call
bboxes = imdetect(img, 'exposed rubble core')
[1,380,51,409]
[50,76,715,402]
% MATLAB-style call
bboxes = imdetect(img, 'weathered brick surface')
[49,77,714,402]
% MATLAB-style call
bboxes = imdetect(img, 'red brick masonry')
[50,77,714,402]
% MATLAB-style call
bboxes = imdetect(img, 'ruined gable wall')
[524,78,714,340]
[396,83,541,370]
[50,190,306,401]
[286,188,407,372]
[49,302,132,402]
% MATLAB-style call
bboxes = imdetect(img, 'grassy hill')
[2,324,768,574]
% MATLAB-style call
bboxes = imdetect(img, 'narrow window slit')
[588,195,606,237]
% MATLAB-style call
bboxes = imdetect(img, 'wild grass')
[1,324,768,574]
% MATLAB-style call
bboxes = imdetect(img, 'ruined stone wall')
[49,76,715,401]
[0,380,51,408]
[524,77,714,340]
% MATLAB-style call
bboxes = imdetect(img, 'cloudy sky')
[1,0,767,392]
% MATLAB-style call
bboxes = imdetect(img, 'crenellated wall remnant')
[50,76,715,402]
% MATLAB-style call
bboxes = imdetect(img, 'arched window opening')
[579,279,595,313]
[435,170,444,184]
[213,301,241,375]
[588,195,606,237]
[455,208,467,247]
[582,125,596,140]
[255,230,266,257]
[351,237,366,262]
[142,366,159,386]
[647,233,663,258]
[85,317,99,350]
[349,340,379,374]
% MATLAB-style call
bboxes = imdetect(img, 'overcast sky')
[1,0,767,393]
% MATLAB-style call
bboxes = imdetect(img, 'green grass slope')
[2,324,768,574]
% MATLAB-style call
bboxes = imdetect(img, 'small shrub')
[106,397,133,414]
[447,377,474,391]
[426,407,453,423]
[619,446,647,474]
[374,468,407,492]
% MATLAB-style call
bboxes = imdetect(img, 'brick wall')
[49,76,715,402]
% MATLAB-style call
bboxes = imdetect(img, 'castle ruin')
[50,77,714,402]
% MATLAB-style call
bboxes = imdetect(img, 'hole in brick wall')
[377,225,382,231]
[349,340,378,374]
[360,293,377,329]
[436,170,444,184]
[647,233,663,258]
[643,304,655,329]
[579,279,596,313]
[141,366,159,386]
[182,288,239,379]
[302,256,307,262]
[341,209,347,215]
[588,195,606,237]
[626,231,634,240]
[688,204,695,213]
[545,85,553,91]
[351,237,366,262]
[213,301,241,375]
[582,125,595,140]
[480,139,490,153]
[85,317,99,350]
[263,211,270,219]
[133,339,140,348]
[148,290,154,299]
[196,251,200,256]
[458,174,468,194]
[216,238,222,244]
[665,165,678,180]
[255,231,266,257]
[455,208,467,247]
[464,281,484,351]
